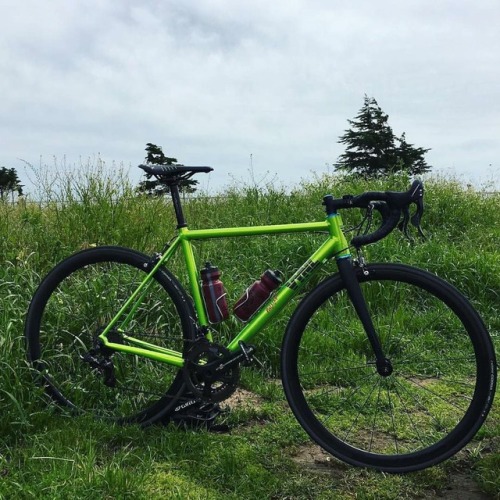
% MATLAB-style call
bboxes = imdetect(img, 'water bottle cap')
[201,262,220,278]
[263,269,282,285]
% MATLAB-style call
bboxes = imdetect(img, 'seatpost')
[169,182,187,228]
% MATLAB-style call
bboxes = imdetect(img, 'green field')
[1,168,499,498]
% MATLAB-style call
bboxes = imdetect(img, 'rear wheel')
[281,263,496,472]
[25,246,196,425]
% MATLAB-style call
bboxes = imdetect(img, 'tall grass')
[0,163,499,496]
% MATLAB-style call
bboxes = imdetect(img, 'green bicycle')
[25,165,496,473]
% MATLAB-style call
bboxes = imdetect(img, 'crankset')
[182,341,256,403]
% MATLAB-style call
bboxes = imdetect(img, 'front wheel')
[281,263,496,472]
[25,246,196,425]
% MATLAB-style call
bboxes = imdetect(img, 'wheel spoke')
[386,381,399,454]
[395,356,476,365]
[383,280,401,355]
[308,320,367,355]
[341,378,381,443]
[392,379,427,450]
[401,375,470,411]
[369,381,383,452]
[316,372,378,427]
[299,363,374,378]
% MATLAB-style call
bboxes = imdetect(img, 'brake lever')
[369,200,415,242]
[396,180,426,242]
[398,200,425,242]
[398,207,411,240]
[411,198,426,240]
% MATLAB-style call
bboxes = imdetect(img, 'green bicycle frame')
[98,214,350,367]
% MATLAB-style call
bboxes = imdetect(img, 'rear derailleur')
[182,340,258,403]
[80,330,123,388]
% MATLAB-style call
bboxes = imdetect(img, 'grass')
[0,165,499,498]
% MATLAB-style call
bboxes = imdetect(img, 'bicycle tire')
[25,246,196,425]
[281,263,496,472]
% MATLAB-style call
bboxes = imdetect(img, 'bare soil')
[221,388,265,411]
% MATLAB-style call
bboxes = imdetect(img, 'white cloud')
[1,0,499,191]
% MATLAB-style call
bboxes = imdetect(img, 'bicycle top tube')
[178,221,331,239]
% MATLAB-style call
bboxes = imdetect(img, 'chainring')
[182,341,239,402]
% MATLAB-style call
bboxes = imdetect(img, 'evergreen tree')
[137,143,198,196]
[394,132,432,176]
[335,96,431,178]
[0,166,23,202]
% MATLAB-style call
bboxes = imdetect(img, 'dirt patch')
[221,388,265,411]
[406,376,439,387]
[291,442,349,477]
[435,474,492,500]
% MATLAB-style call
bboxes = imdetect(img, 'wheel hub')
[376,357,393,377]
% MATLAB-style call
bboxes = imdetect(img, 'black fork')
[336,257,393,377]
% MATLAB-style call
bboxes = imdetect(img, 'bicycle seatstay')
[97,238,181,341]
[96,237,185,366]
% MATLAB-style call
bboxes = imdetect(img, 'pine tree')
[137,143,198,196]
[335,96,431,178]
[0,167,23,202]
[394,133,432,176]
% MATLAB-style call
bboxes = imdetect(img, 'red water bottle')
[200,262,229,323]
[233,270,282,322]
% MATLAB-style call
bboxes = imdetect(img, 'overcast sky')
[1,0,499,193]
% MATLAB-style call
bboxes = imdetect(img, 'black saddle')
[138,164,213,179]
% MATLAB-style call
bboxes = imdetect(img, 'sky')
[1,0,499,194]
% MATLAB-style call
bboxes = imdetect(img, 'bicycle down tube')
[98,214,350,364]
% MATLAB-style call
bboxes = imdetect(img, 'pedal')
[162,397,225,430]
